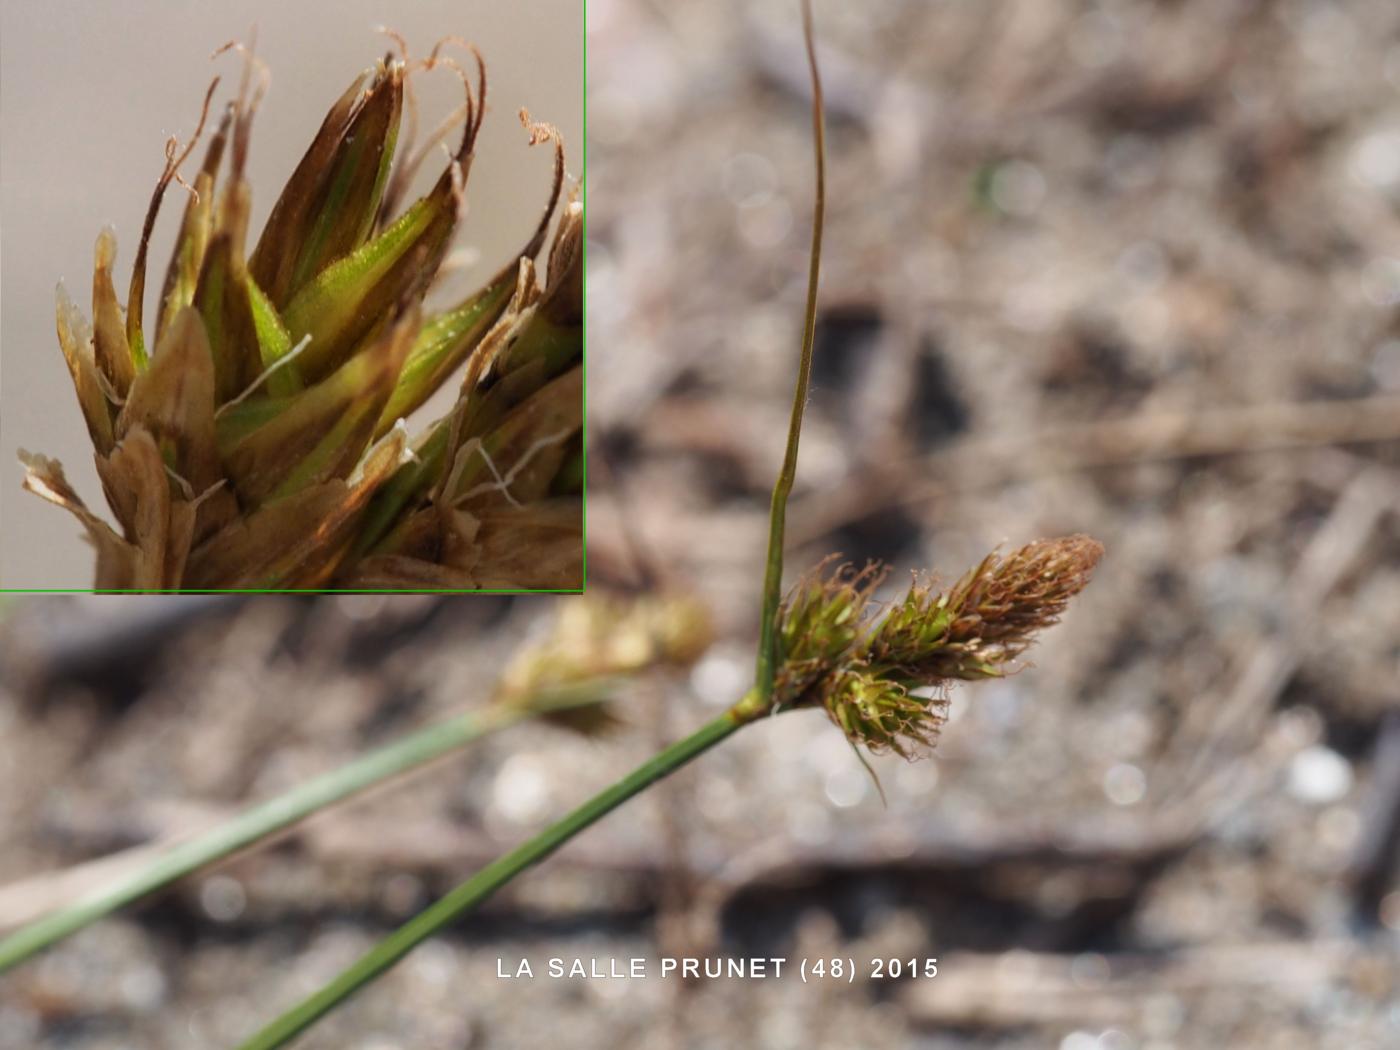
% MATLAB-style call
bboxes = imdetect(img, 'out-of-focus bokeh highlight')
[0,0,581,588]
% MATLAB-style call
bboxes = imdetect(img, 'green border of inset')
[0,8,589,598]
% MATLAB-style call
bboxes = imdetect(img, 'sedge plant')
[235,3,1105,1047]
[0,589,713,971]
[19,35,583,591]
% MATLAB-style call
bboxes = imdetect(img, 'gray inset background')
[0,0,582,588]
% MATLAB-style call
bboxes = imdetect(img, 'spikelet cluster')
[773,558,886,706]
[20,38,581,591]
[772,536,1104,756]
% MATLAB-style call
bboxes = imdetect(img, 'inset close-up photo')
[0,0,583,592]
[3,1,1400,1049]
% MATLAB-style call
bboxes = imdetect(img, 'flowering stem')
[0,689,605,973]
[235,708,747,1050]
[755,0,826,703]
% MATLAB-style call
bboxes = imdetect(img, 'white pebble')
[1104,763,1148,806]
[823,767,869,809]
[1287,745,1353,804]
[492,753,552,823]
[1352,130,1400,189]
[199,875,246,923]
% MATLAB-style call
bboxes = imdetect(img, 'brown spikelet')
[870,534,1105,682]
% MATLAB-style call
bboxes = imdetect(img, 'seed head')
[822,669,949,760]
[773,558,886,708]
[867,534,1106,682]
[772,536,1103,755]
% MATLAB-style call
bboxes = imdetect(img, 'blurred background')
[584,0,1400,1046]
[0,0,582,588]
[4,0,1400,1048]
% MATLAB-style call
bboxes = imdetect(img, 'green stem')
[0,702,537,973]
[754,0,827,702]
[235,709,745,1050]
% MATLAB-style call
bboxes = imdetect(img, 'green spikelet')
[20,41,581,591]
[771,536,1104,756]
